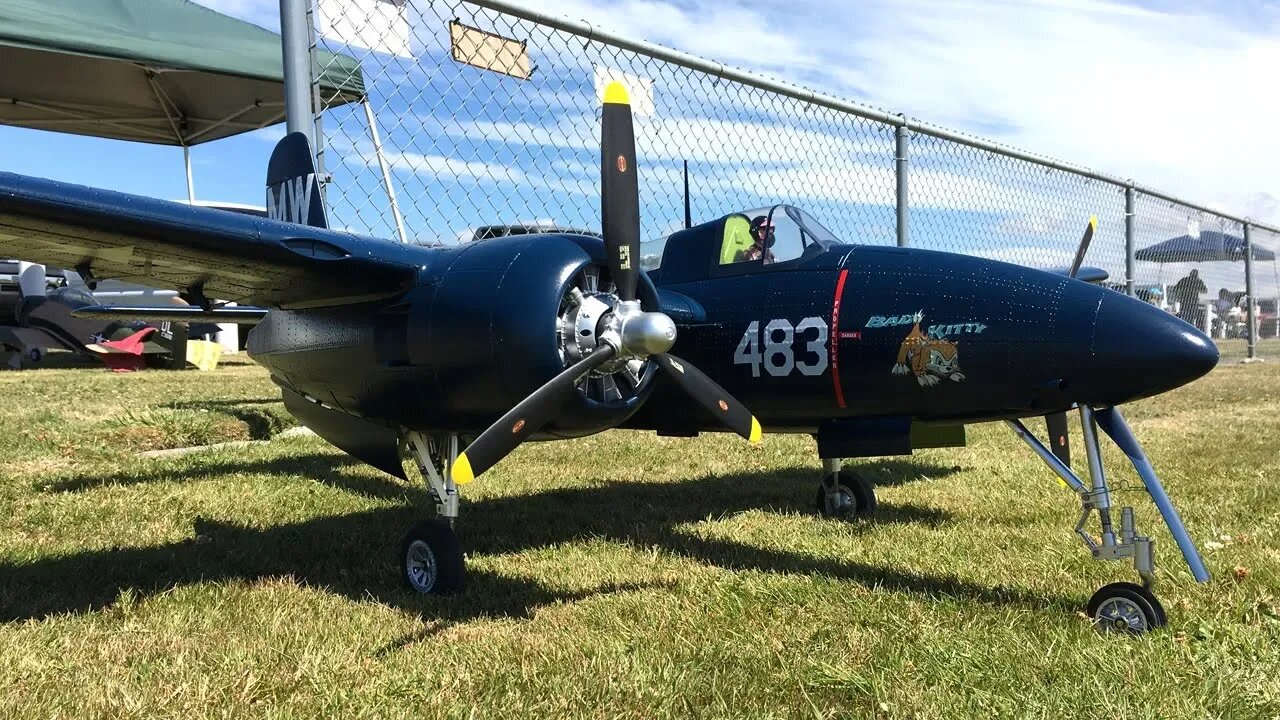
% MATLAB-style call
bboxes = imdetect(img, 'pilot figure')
[739,215,777,264]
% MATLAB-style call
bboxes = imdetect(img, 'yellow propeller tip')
[450,453,475,485]
[1088,214,1098,230]
[603,81,630,106]
[749,417,763,443]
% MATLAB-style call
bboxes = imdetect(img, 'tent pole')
[183,145,196,203]
[280,0,316,148]
[364,99,408,244]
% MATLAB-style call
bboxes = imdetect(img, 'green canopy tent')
[0,1,409,365]
[0,0,366,200]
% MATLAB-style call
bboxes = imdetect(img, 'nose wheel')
[815,459,876,520]
[1087,582,1167,634]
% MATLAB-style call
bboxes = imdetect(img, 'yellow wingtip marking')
[749,417,763,443]
[451,453,475,485]
[603,81,630,105]
[1088,214,1098,231]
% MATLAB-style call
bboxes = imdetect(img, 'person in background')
[1169,269,1206,324]
[1212,288,1235,316]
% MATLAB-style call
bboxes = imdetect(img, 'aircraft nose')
[1081,292,1219,405]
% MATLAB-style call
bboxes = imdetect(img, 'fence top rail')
[463,0,1280,236]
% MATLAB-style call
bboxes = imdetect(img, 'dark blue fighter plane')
[0,83,1217,633]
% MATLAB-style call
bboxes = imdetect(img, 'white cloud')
[523,0,824,77]
[515,0,1280,226]
[830,0,1280,225]
[191,0,279,30]
[199,0,1278,249]
[428,113,889,164]
[327,136,526,183]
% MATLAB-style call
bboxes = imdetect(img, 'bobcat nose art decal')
[879,312,973,388]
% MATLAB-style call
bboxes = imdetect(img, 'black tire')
[815,471,877,519]
[26,347,43,363]
[400,520,466,595]
[1086,581,1167,634]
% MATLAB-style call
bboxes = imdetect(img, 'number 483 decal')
[733,317,829,377]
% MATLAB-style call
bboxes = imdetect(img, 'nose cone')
[1080,292,1218,405]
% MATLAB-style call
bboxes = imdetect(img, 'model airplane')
[0,84,1216,634]
[0,259,160,369]
[0,259,229,370]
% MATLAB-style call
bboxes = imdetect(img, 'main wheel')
[400,520,466,595]
[1086,581,1167,634]
[815,471,876,520]
[26,347,43,364]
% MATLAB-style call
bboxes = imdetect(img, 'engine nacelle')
[409,233,659,437]
[251,233,660,440]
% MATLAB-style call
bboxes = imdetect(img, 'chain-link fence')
[305,0,1280,363]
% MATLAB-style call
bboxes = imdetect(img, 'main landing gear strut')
[399,431,466,594]
[1008,406,1209,634]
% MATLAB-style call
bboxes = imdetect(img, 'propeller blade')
[683,159,692,229]
[1068,215,1098,279]
[1045,411,1071,466]
[653,352,762,443]
[450,344,618,484]
[601,81,641,302]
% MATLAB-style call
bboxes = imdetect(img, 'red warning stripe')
[831,268,848,409]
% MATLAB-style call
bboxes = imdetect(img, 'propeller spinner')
[450,83,762,484]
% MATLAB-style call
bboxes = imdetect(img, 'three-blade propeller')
[1045,214,1099,466]
[450,83,761,484]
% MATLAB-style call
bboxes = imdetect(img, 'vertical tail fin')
[16,261,46,299]
[265,132,328,228]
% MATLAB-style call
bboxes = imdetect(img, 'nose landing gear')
[1009,406,1207,634]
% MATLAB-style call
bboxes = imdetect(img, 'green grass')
[2,351,1279,718]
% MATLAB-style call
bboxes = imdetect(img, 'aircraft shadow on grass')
[40,453,400,498]
[2,458,1076,630]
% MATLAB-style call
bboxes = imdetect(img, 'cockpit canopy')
[640,205,844,282]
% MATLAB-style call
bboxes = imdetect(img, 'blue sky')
[1,0,1277,295]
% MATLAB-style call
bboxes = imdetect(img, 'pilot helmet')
[750,215,776,248]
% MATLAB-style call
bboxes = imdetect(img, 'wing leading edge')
[0,171,424,309]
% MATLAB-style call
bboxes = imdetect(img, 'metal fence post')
[1244,222,1257,360]
[279,0,315,146]
[1124,184,1136,297]
[895,120,909,248]
[306,0,325,181]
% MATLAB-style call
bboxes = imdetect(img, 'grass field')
[2,348,1279,719]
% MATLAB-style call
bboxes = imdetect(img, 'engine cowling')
[405,233,660,437]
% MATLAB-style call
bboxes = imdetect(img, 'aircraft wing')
[0,171,421,309]
[72,305,269,325]
[0,324,65,351]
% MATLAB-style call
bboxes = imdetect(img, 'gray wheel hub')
[405,539,438,593]
[1095,596,1148,633]
[827,488,854,515]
